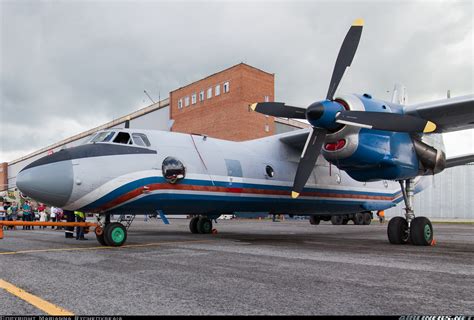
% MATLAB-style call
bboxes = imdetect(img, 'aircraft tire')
[353,212,364,225]
[410,217,433,246]
[331,215,343,225]
[189,216,199,234]
[309,216,320,225]
[197,217,213,234]
[104,222,127,247]
[362,212,372,225]
[342,217,349,225]
[387,217,409,245]
[96,233,107,246]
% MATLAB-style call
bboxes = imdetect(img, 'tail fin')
[391,83,408,105]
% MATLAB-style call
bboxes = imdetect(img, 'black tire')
[387,217,409,245]
[342,217,349,225]
[362,212,372,225]
[104,222,127,247]
[331,215,344,225]
[309,216,320,225]
[197,217,213,234]
[189,216,199,234]
[96,232,107,246]
[353,212,364,225]
[410,217,433,246]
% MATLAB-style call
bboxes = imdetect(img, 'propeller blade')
[250,102,307,119]
[335,110,437,133]
[326,18,364,100]
[292,128,327,198]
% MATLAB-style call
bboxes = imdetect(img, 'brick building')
[170,63,276,141]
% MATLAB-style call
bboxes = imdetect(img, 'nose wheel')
[389,179,434,246]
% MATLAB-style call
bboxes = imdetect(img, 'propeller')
[250,18,437,198]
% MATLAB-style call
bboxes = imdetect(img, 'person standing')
[39,205,47,229]
[22,201,32,230]
[50,206,57,229]
[74,210,87,240]
[64,210,75,238]
[7,202,18,230]
[0,202,6,230]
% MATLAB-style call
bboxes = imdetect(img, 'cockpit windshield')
[88,131,151,147]
[90,131,115,143]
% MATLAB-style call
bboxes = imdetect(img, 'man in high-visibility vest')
[74,210,87,240]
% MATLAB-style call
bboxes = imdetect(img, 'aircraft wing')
[446,153,474,168]
[403,94,474,133]
[279,128,311,150]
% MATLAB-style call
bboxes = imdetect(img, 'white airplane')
[16,19,474,247]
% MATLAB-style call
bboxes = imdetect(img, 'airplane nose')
[16,157,74,207]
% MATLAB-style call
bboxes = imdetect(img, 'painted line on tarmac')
[0,239,213,255]
[0,278,74,315]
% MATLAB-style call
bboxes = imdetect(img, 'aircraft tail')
[391,83,408,105]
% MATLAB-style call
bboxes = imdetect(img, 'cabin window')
[132,133,151,147]
[199,90,205,102]
[91,131,115,143]
[223,81,230,93]
[113,132,132,144]
[225,159,242,177]
[162,157,186,183]
[265,165,274,178]
[207,87,212,99]
[215,84,221,96]
[191,93,197,104]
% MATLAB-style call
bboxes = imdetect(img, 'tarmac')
[0,218,473,315]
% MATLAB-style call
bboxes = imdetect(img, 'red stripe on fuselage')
[94,182,400,212]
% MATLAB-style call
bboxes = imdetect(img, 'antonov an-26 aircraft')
[16,19,474,247]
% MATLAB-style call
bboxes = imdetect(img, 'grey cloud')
[1,0,472,161]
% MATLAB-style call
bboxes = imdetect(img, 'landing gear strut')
[388,179,433,246]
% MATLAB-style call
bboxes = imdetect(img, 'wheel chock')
[212,228,218,234]
[431,238,437,246]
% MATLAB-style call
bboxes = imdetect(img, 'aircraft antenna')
[144,90,156,104]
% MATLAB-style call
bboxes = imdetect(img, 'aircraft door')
[224,159,243,192]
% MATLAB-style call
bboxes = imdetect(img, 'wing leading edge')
[404,94,474,133]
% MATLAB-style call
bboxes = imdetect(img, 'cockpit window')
[91,131,115,143]
[113,132,132,144]
[132,133,151,147]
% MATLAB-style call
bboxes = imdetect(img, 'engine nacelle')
[412,139,446,175]
[321,94,423,182]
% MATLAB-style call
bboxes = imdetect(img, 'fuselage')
[16,126,426,217]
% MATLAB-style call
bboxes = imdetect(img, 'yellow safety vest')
[74,211,85,219]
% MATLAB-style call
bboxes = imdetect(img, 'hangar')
[1,63,472,219]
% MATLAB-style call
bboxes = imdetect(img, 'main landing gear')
[189,216,213,234]
[388,179,434,246]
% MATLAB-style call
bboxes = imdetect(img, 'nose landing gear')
[388,179,434,246]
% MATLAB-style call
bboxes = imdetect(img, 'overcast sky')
[1,0,473,163]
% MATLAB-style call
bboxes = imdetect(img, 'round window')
[265,165,274,178]
[162,156,186,184]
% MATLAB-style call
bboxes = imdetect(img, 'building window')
[264,96,270,102]
[207,87,212,99]
[178,99,183,109]
[191,93,197,105]
[215,84,221,96]
[199,90,205,102]
[265,124,270,132]
[184,96,190,107]
[223,81,230,93]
